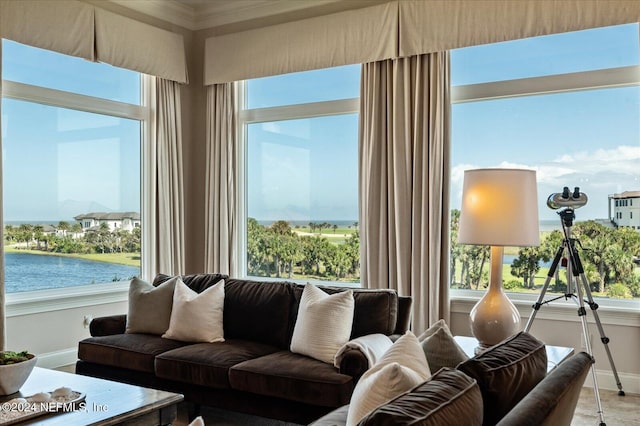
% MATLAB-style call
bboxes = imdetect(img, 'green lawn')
[4,246,140,267]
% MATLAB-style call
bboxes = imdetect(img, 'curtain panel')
[359,53,451,335]
[153,78,186,275]
[204,83,238,275]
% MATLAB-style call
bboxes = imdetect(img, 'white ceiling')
[111,0,356,31]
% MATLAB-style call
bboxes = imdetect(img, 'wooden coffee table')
[454,335,574,373]
[0,367,183,425]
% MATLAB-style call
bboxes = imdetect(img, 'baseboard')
[584,368,640,395]
[34,347,78,369]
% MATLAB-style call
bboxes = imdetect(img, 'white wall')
[5,286,128,369]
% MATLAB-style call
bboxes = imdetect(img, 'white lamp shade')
[458,168,540,247]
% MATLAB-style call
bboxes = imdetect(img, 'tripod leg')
[569,245,607,426]
[577,271,625,396]
[524,245,564,332]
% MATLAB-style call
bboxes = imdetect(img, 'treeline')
[450,210,640,299]
[248,218,360,281]
[4,222,141,254]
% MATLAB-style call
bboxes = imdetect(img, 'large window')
[2,40,145,293]
[450,24,640,302]
[241,65,360,283]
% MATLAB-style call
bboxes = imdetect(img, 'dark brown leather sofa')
[76,274,412,424]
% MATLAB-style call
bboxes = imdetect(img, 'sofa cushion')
[418,319,469,373]
[162,279,225,343]
[154,273,227,293]
[224,278,295,349]
[293,284,398,338]
[496,352,593,426]
[457,331,547,426]
[126,276,177,335]
[290,283,354,364]
[155,339,280,388]
[359,368,483,426]
[77,334,187,373]
[229,351,354,407]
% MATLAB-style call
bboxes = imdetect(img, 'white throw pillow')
[290,283,355,364]
[126,276,178,335]
[345,331,431,426]
[345,362,424,426]
[368,331,431,380]
[162,279,225,343]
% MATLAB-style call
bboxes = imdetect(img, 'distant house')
[608,191,640,230]
[74,212,141,233]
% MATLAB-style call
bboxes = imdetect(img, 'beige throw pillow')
[345,362,424,426]
[290,283,355,364]
[126,276,178,335]
[346,331,431,426]
[369,331,431,380]
[162,279,225,343]
[418,319,469,372]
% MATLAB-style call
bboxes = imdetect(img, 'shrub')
[503,279,521,290]
[607,283,632,299]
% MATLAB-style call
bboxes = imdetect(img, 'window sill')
[450,290,640,327]
[5,282,129,317]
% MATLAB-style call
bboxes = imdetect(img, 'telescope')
[547,186,588,210]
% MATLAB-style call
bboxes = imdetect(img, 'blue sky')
[2,24,639,224]
[2,40,140,223]
[246,23,639,223]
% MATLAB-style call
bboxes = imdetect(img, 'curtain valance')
[399,0,640,57]
[95,9,188,84]
[204,0,640,85]
[0,0,94,61]
[0,0,188,83]
[204,1,398,85]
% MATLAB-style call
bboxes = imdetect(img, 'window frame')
[237,79,360,285]
[1,57,151,315]
[450,64,640,314]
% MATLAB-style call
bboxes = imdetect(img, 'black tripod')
[524,207,624,426]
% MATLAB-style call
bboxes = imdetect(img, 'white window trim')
[237,78,359,285]
[450,64,640,319]
[2,75,150,313]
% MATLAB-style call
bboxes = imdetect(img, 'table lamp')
[458,168,539,351]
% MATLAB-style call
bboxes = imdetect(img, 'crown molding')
[193,0,343,31]
[110,0,197,30]
[110,0,348,31]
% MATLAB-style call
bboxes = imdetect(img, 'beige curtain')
[153,78,186,275]
[359,53,451,335]
[204,83,238,274]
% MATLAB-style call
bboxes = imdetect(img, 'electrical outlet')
[83,315,93,328]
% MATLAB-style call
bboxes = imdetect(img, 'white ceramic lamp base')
[470,246,521,352]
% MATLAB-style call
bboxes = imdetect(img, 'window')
[2,40,146,293]
[240,65,360,284]
[450,24,640,302]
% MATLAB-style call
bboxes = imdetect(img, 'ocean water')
[5,252,139,293]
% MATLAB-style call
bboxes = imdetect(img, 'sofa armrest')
[89,315,126,336]
[335,333,393,380]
